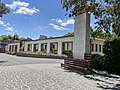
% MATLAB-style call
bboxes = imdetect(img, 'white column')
[47,43,50,53]
[73,12,90,59]
[31,44,34,52]
[17,44,20,52]
[13,45,15,53]
[24,44,28,52]
[7,45,9,52]
[58,42,62,55]
[38,43,41,52]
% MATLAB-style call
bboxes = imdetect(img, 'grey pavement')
[0,53,120,90]
[0,53,64,66]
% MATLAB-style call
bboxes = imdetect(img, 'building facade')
[0,40,9,53]
[7,36,105,55]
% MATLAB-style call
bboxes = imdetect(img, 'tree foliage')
[0,35,32,41]
[60,0,95,17]
[64,32,74,37]
[91,30,115,40]
[0,3,10,17]
[39,35,47,40]
[60,0,120,36]
[91,54,105,70]
[103,38,120,75]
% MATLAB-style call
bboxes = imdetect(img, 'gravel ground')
[0,53,120,90]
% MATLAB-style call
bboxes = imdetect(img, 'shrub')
[91,54,105,70]
[103,38,120,75]
[19,47,24,51]
[62,50,73,58]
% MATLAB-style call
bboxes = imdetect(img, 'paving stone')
[0,53,120,90]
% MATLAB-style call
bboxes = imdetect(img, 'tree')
[8,35,13,40]
[60,0,120,36]
[19,37,27,41]
[0,3,10,17]
[39,35,47,40]
[64,32,74,37]
[26,37,32,41]
[60,0,94,17]
[0,35,8,40]
[13,34,19,40]
[103,38,120,75]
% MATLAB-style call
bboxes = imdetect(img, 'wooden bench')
[61,58,90,73]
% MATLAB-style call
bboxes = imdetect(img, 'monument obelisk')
[73,5,91,60]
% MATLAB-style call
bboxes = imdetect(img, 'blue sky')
[0,0,96,39]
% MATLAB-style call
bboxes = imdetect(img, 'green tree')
[8,35,13,40]
[26,37,32,41]
[39,35,47,40]
[0,3,10,17]
[60,0,120,36]
[13,34,19,40]
[103,38,120,75]
[19,37,27,41]
[64,32,74,37]
[0,35,8,40]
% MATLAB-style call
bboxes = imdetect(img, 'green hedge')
[62,50,73,58]
[103,38,120,75]
[91,54,105,70]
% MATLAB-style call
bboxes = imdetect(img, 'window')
[95,44,98,52]
[91,44,94,51]
[99,45,101,52]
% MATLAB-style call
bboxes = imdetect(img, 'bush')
[91,54,105,70]
[103,38,120,75]
[62,50,73,58]
[19,47,24,51]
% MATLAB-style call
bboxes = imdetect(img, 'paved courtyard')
[0,53,120,90]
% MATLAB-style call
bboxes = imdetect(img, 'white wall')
[24,37,74,54]
[8,43,20,53]
[7,37,105,55]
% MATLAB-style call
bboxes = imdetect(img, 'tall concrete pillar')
[47,43,50,53]
[58,42,62,55]
[73,12,90,59]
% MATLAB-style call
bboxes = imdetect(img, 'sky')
[0,0,96,39]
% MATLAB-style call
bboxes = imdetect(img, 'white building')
[7,13,105,59]
[7,36,105,56]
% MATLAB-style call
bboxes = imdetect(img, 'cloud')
[6,1,39,15]
[0,20,15,34]
[61,19,74,26]
[49,23,70,30]
[52,19,74,26]
[50,18,74,31]
[5,27,14,32]
[6,1,29,9]
[15,7,39,15]
[52,19,63,23]
[0,21,5,26]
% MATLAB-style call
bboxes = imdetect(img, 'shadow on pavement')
[84,71,120,90]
